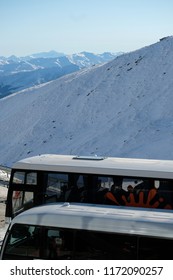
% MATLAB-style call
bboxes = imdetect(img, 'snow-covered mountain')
[0,51,121,98]
[1,36,173,167]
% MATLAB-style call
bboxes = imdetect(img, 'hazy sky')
[1,0,173,57]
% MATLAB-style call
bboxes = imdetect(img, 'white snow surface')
[1,36,173,167]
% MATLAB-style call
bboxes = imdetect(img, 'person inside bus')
[104,177,127,205]
[133,179,156,205]
[127,185,134,192]
[48,231,65,259]
[95,179,109,204]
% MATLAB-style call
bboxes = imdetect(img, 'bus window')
[104,177,173,209]
[46,173,90,203]
[67,174,89,202]
[12,171,25,184]
[46,173,68,200]
[12,191,34,216]
[3,224,41,259]
[26,172,37,185]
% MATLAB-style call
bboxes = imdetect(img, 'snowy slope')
[1,36,173,167]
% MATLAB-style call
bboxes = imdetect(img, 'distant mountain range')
[0,51,123,98]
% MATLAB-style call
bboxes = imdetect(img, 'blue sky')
[1,0,173,56]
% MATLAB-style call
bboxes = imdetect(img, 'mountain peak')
[26,50,66,59]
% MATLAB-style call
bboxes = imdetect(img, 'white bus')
[5,154,173,221]
[1,202,173,259]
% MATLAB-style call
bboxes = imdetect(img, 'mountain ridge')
[0,51,122,98]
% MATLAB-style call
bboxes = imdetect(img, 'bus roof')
[9,203,173,239]
[12,154,173,179]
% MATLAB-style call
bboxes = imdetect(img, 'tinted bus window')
[46,173,68,200]
[3,224,41,259]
